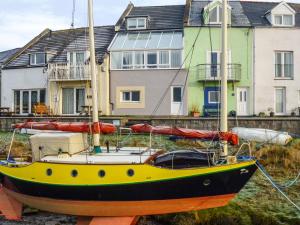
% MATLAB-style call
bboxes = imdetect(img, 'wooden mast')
[88,0,101,153]
[220,0,228,158]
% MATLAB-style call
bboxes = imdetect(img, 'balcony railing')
[190,64,241,82]
[48,64,91,81]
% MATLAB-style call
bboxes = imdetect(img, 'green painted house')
[184,0,253,116]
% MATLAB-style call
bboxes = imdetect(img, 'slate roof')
[188,1,251,27]
[118,5,185,30]
[0,48,20,65]
[241,1,300,27]
[4,26,115,69]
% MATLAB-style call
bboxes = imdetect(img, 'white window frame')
[126,18,147,30]
[14,89,46,115]
[274,87,286,115]
[61,87,86,115]
[274,51,294,79]
[273,14,294,27]
[208,90,220,104]
[120,90,141,103]
[30,53,46,65]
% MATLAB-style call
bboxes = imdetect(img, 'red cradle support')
[0,186,23,220]
[77,216,140,225]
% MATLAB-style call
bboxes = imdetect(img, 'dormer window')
[274,15,293,26]
[203,0,231,25]
[266,2,295,27]
[127,18,147,30]
[30,53,46,65]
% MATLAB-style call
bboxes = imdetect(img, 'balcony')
[191,64,241,82]
[48,64,91,81]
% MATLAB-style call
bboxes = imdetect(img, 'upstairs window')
[274,15,294,26]
[30,53,45,65]
[204,4,231,25]
[121,91,140,102]
[275,51,293,78]
[127,18,147,30]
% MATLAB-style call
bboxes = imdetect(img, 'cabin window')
[30,53,46,65]
[98,170,106,178]
[71,169,78,177]
[46,169,52,176]
[127,18,147,30]
[127,169,134,177]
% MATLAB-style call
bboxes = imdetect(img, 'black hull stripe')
[3,164,257,201]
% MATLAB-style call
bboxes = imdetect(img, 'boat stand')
[77,216,139,225]
[0,186,22,220]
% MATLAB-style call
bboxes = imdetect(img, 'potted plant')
[190,104,200,117]
[267,107,274,117]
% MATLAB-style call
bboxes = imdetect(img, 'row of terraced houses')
[0,0,300,117]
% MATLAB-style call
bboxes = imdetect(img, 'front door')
[237,87,249,116]
[171,86,183,115]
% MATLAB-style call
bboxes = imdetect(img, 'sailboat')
[0,0,257,223]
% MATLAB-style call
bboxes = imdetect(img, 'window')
[275,88,286,114]
[62,88,85,115]
[30,53,45,65]
[121,91,140,102]
[134,52,144,68]
[274,15,294,26]
[147,52,157,68]
[122,52,133,69]
[208,91,220,104]
[127,18,147,30]
[159,51,169,68]
[14,89,46,114]
[206,5,231,24]
[275,51,293,78]
[210,52,220,77]
[172,87,182,103]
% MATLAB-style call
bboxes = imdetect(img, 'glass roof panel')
[170,32,183,49]
[122,33,138,49]
[158,32,173,49]
[134,33,150,49]
[110,31,183,51]
[110,33,127,50]
[146,32,161,49]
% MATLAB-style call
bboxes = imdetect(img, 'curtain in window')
[123,52,133,69]
[159,51,169,68]
[284,52,293,78]
[76,89,85,113]
[171,50,182,68]
[135,52,144,68]
[283,15,293,25]
[275,16,282,25]
[275,52,282,77]
[62,88,74,114]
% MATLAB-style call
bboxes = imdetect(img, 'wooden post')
[77,216,139,225]
[0,187,22,220]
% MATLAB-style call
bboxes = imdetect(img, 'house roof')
[0,48,20,65]
[240,1,300,27]
[117,4,186,30]
[188,1,251,27]
[4,26,115,69]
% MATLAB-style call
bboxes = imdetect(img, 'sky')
[0,0,299,51]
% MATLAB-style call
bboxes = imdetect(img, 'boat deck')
[41,147,161,164]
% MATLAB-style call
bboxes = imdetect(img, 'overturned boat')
[131,123,239,145]
[232,127,292,145]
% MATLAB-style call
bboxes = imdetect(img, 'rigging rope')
[255,161,300,212]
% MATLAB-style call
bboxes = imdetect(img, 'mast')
[220,0,228,158]
[88,0,101,153]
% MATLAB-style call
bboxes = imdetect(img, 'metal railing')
[48,63,91,81]
[190,64,242,81]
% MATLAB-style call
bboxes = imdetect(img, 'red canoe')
[131,124,239,145]
[13,121,116,134]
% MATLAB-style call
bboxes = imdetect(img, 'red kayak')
[131,124,239,145]
[13,121,116,134]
